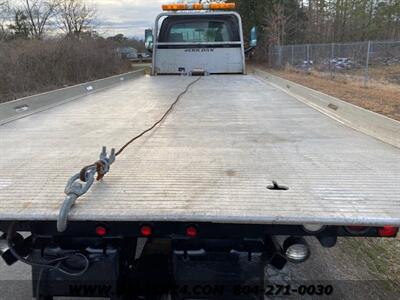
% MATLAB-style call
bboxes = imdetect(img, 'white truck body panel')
[1,74,399,226]
[154,47,244,74]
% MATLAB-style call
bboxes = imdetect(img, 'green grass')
[340,237,400,292]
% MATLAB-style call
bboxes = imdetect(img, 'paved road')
[0,256,31,299]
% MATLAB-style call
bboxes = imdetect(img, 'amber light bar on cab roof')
[162,2,236,11]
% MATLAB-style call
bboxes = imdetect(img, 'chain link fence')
[269,40,400,86]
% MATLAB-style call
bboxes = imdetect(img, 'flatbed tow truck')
[0,2,399,299]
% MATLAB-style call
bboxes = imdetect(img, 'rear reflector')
[140,225,153,237]
[186,226,198,238]
[378,226,398,237]
[95,226,107,236]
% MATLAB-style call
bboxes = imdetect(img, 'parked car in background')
[117,47,138,59]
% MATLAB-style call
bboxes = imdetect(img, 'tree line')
[0,1,145,103]
[236,0,400,47]
[0,0,97,40]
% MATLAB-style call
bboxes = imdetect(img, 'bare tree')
[57,0,96,38]
[264,2,297,46]
[0,1,8,12]
[0,1,9,14]
[0,0,10,40]
[9,9,32,38]
[21,0,59,38]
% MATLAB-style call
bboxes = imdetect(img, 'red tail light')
[95,226,107,237]
[378,226,398,237]
[140,225,153,237]
[186,226,198,238]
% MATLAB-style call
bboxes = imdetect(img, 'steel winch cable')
[6,221,91,298]
[115,76,202,156]
[57,77,202,232]
[6,221,90,274]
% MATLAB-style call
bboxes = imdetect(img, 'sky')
[95,0,166,39]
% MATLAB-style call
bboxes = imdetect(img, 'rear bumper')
[0,220,395,239]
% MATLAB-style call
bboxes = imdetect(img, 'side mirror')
[145,34,154,51]
[249,26,257,47]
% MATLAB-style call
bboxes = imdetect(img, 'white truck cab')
[147,3,248,75]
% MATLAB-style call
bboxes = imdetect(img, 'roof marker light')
[162,3,187,11]
[192,3,203,10]
[209,2,236,10]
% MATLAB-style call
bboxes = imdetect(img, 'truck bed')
[0,75,399,226]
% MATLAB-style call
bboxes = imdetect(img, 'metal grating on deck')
[0,75,399,226]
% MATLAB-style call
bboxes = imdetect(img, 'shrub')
[0,37,132,102]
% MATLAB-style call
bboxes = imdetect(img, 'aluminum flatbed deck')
[0,75,399,226]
